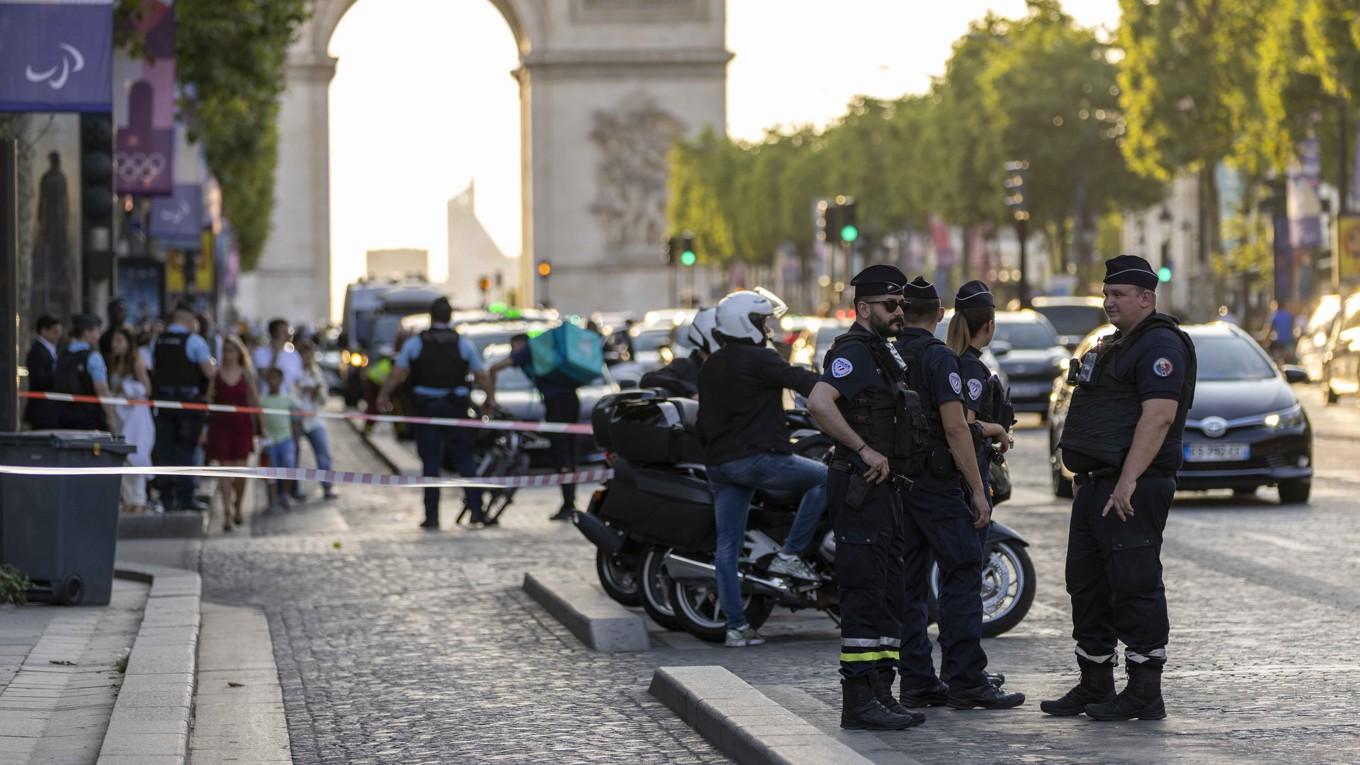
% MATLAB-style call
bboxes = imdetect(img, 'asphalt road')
[199,384,1360,764]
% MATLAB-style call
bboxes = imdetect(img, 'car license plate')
[1184,443,1249,462]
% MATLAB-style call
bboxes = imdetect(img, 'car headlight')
[1263,405,1304,430]
[349,353,368,368]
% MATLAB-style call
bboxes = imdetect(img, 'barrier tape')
[0,463,614,489]
[19,391,594,435]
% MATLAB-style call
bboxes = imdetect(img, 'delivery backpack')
[530,323,605,387]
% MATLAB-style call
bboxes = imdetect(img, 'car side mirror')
[990,340,1012,356]
[1282,365,1309,385]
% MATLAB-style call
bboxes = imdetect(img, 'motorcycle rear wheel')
[667,578,774,643]
[639,547,685,631]
[927,540,1035,638]
[596,547,641,607]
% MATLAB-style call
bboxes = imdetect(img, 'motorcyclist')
[639,308,718,398]
[697,289,827,647]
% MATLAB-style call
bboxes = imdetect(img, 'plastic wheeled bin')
[0,431,134,605]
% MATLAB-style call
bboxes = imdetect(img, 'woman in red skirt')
[206,336,263,531]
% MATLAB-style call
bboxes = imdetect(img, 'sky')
[328,0,1121,314]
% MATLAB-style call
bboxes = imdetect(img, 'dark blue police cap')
[851,264,907,301]
[1103,255,1159,291]
[954,280,995,309]
[903,276,939,302]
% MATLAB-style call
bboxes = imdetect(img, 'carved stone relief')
[588,93,685,253]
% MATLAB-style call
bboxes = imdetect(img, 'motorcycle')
[575,391,1036,642]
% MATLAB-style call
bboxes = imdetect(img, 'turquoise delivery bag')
[529,323,605,387]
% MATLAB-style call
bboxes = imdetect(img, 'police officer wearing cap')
[1041,255,1196,721]
[892,276,1024,711]
[945,281,1014,503]
[807,264,923,731]
[150,303,216,512]
[377,297,495,529]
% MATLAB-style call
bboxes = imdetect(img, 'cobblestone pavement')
[200,386,1360,764]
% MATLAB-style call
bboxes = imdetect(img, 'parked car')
[1030,296,1108,350]
[1322,290,1360,405]
[1049,322,1313,503]
[1295,294,1341,384]
[787,318,851,372]
[988,311,1067,420]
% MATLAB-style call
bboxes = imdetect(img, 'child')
[259,367,301,510]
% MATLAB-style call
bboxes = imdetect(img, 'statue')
[589,93,685,251]
[33,151,73,317]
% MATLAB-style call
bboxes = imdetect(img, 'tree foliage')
[116,0,310,270]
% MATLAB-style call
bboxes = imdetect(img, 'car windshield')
[1192,334,1277,381]
[995,320,1059,350]
[633,330,671,352]
[1035,305,1106,336]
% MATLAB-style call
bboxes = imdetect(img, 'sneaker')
[766,554,818,580]
[549,507,575,522]
[322,489,338,500]
[724,625,766,647]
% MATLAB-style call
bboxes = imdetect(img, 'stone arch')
[239,0,729,323]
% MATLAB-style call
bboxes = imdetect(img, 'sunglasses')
[864,298,909,313]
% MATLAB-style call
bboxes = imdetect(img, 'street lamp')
[1004,161,1030,307]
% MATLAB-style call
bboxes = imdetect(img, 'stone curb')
[649,666,872,765]
[98,561,202,765]
[521,572,649,652]
[118,512,209,540]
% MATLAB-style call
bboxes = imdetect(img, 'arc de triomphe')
[234,0,730,323]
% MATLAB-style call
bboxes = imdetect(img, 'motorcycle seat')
[755,488,802,509]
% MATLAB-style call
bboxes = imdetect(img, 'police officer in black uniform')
[151,304,216,512]
[1042,255,1196,721]
[807,265,923,731]
[892,276,1024,711]
[947,281,1014,504]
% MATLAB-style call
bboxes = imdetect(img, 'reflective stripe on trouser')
[1065,474,1175,667]
[829,468,906,679]
[897,476,989,690]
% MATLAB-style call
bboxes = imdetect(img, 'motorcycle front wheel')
[596,547,641,607]
[927,540,1036,638]
[667,577,774,643]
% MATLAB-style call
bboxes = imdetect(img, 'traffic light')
[80,114,115,281]
[537,261,552,278]
[680,232,696,267]
[838,198,858,243]
[478,276,491,292]
[1003,160,1029,222]
[1157,266,1172,283]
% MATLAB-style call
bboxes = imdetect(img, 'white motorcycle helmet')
[715,287,788,345]
[686,307,719,355]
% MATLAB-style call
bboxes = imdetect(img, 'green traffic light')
[840,224,859,243]
[1157,266,1172,283]
[680,250,697,266]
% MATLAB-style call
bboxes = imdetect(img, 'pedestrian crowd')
[21,299,337,531]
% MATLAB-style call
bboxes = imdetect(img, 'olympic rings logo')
[115,151,167,185]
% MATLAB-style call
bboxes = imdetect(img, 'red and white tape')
[0,463,613,489]
[19,391,594,435]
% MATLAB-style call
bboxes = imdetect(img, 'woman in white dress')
[108,327,155,513]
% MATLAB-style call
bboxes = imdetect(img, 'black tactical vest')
[1059,313,1196,471]
[830,330,928,474]
[411,327,469,390]
[153,332,207,401]
[898,334,950,448]
[53,347,106,430]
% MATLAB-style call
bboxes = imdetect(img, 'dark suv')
[990,311,1067,421]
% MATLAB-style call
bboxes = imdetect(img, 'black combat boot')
[1085,663,1166,721]
[898,678,949,708]
[1040,657,1116,716]
[841,674,917,730]
[871,668,925,726]
[946,682,1026,709]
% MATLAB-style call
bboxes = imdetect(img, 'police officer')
[893,276,1024,710]
[54,314,119,432]
[944,281,1014,503]
[150,304,216,512]
[1042,255,1196,721]
[377,297,495,529]
[807,265,922,731]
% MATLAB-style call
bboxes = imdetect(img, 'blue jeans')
[265,438,297,497]
[298,424,334,491]
[708,452,828,629]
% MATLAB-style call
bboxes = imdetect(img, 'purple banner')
[0,2,114,112]
[1287,134,1323,249]
[114,1,174,194]
[149,184,204,244]
[1273,214,1295,305]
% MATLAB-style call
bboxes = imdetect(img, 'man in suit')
[23,315,63,430]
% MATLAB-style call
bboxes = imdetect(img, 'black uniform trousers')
[543,392,580,509]
[829,464,906,679]
[897,476,989,691]
[153,408,206,511]
[1066,473,1174,667]
[412,394,483,525]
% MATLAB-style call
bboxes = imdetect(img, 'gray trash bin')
[0,431,134,605]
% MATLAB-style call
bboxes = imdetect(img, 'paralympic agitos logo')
[25,43,86,91]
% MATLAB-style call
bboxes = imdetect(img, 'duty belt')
[1073,467,1174,486]
[829,456,914,491]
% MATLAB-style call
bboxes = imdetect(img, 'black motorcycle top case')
[607,397,705,465]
